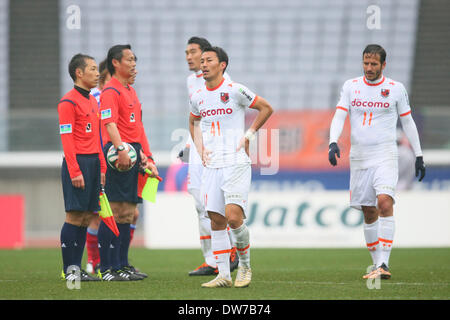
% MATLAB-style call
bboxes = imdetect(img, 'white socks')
[378,216,395,267]
[211,229,231,279]
[364,219,380,266]
[190,188,216,267]
[230,223,251,268]
[364,216,395,268]
[198,213,216,267]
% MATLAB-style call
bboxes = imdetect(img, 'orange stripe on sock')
[200,235,211,240]
[366,240,379,247]
[213,249,231,255]
[236,244,250,252]
[378,237,393,244]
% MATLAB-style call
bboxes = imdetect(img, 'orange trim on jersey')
[366,240,379,247]
[196,73,203,78]
[190,112,201,119]
[200,235,211,240]
[363,76,385,86]
[213,249,231,255]
[249,96,259,108]
[236,244,250,252]
[206,77,225,91]
[336,106,348,112]
[378,237,393,244]
[400,110,411,117]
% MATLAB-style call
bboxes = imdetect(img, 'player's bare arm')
[189,113,211,166]
[237,96,273,152]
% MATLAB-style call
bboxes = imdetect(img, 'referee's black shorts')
[61,154,101,212]
[103,142,143,204]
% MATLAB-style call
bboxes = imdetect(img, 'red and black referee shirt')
[99,77,153,161]
[58,86,107,179]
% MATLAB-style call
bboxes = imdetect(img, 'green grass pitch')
[0,248,449,300]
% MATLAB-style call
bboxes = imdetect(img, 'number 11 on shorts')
[210,121,221,136]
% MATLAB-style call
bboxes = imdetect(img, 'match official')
[97,44,157,281]
[58,53,105,282]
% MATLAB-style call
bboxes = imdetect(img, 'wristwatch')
[117,145,125,152]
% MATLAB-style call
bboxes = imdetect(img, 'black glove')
[178,146,190,163]
[328,142,340,166]
[415,156,426,182]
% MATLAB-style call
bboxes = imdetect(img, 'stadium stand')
[59,0,420,151]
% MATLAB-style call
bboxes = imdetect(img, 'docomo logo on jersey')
[352,99,390,108]
[200,108,233,118]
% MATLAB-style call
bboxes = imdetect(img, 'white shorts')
[200,164,251,217]
[350,159,398,210]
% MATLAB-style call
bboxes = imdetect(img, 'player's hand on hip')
[415,156,426,181]
[117,149,131,171]
[71,174,85,189]
[236,136,250,156]
[236,136,246,152]
[328,142,340,166]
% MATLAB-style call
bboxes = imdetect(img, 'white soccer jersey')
[90,87,101,105]
[336,76,411,168]
[186,71,231,166]
[190,77,257,168]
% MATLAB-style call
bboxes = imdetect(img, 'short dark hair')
[99,58,107,74]
[98,59,109,87]
[202,46,229,74]
[107,44,133,75]
[187,37,211,51]
[363,44,386,64]
[68,53,95,82]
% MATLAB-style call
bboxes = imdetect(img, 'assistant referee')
[58,53,106,282]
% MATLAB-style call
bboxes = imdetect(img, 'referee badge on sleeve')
[59,124,72,134]
[101,109,112,120]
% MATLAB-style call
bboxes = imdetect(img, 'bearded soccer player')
[183,37,238,276]
[189,47,273,288]
[58,53,105,281]
[328,44,426,280]
[98,44,157,281]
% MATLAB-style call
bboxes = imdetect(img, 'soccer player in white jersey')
[189,47,273,288]
[328,44,426,280]
[183,37,238,276]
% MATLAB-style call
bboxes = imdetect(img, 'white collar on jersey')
[195,70,203,78]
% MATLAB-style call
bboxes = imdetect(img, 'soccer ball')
[106,142,137,172]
